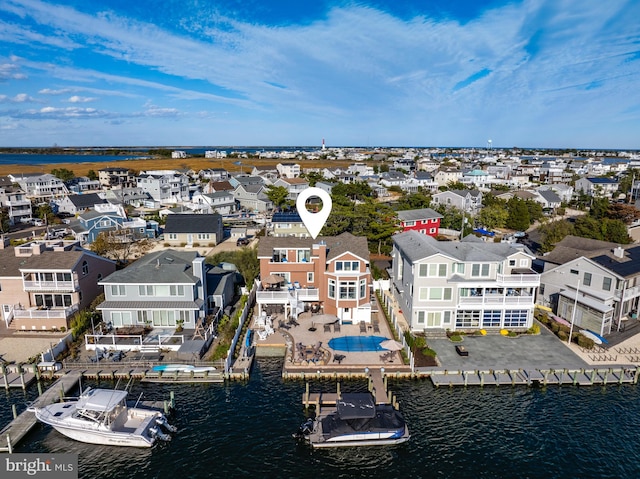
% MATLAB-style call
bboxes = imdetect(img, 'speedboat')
[295,393,410,448]
[151,364,217,373]
[31,388,176,448]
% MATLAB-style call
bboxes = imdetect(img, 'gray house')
[163,213,224,246]
[392,231,539,332]
[97,249,208,330]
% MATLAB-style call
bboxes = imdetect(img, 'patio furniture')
[323,323,332,333]
[373,322,380,333]
[455,345,469,357]
[334,322,341,333]
[278,320,291,330]
[333,354,346,364]
[359,322,367,333]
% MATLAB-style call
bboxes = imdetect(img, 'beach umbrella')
[262,274,285,285]
[380,339,403,351]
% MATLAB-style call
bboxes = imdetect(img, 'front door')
[187,234,194,245]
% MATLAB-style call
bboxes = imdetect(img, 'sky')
[0,0,639,149]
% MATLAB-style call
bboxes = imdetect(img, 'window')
[456,310,480,328]
[272,249,287,262]
[471,264,490,277]
[197,233,210,240]
[504,310,528,327]
[428,288,452,300]
[429,228,436,234]
[427,312,441,327]
[539,284,545,295]
[508,259,516,267]
[111,285,125,296]
[570,269,579,275]
[307,272,314,283]
[419,288,428,301]
[419,264,447,277]
[405,220,415,226]
[168,233,177,240]
[139,285,153,296]
[170,285,185,296]
[339,281,357,299]
[483,310,502,327]
[328,279,336,299]
[297,249,311,262]
[519,259,528,267]
[454,263,465,274]
[82,261,89,275]
[359,279,366,299]
[417,311,425,324]
[443,311,452,324]
[583,272,592,287]
[56,273,72,282]
[602,277,612,291]
[272,272,291,283]
[336,261,360,272]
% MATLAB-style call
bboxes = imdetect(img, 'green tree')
[525,200,544,223]
[589,197,610,220]
[264,185,291,209]
[477,205,509,230]
[34,203,56,225]
[301,171,325,187]
[0,206,9,233]
[539,219,575,253]
[207,246,259,286]
[51,168,75,181]
[332,181,372,201]
[87,169,98,181]
[395,191,431,211]
[506,197,530,231]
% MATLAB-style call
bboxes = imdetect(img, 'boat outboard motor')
[149,427,172,442]
[156,416,178,433]
[297,418,314,437]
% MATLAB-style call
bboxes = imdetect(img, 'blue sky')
[0,0,639,148]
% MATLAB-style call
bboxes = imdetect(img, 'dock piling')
[6,434,12,454]
[2,364,8,390]
[11,404,17,420]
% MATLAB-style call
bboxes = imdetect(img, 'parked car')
[236,237,250,246]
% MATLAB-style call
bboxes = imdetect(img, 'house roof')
[540,235,620,265]
[257,232,369,262]
[271,212,303,223]
[278,177,308,185]
[591,245,640,278]
[163,214,221,234]
[585,177,618,184]
[210,181,234,191]
[393,230,529,263]
[100,249,203,284]
[0,247,101,277]
[538,190,562,203]
[97,300,203,310]
[397,208,443,222]
[65,193,107,209]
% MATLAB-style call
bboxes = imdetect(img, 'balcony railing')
[256,288,320,303]
[459,295,534,306]
[496,273,540,285]
[13,304,79,319]
[615,285,640,302]
[23,280,77,291]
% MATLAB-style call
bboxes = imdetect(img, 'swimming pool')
[328,336,389,352]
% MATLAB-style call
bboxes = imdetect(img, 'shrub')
[422,347,437,357]
[414,336,427,350]
[507,331,517,337]
[557,330,568,341]
[180,242,187,247]
[164,242,170,247]
[193,242,200,247]
[577,334,595,349]
[527,324,540,335]
[550,322,560,333]
[449,334,463,342]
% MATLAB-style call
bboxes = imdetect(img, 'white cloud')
[0,62,27,81]
[0,93,36,103]
[68,95,96,103]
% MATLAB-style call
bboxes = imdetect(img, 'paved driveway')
[423,326,588,372]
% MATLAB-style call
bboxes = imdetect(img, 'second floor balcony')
[256,287,319,303]
[23,274,78,292]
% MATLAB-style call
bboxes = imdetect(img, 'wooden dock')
[0,370,83,453]
[428,367,639,387]
[1,364,38,390]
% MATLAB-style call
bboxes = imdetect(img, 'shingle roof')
[397,208,443,222]
[591,246,640,277]
[66,193,107,209]
[163,214,221,234]
[257,232,369,262]
[0,247,99,276]
[100,249,202,284]
[97,300,203,310]
[210,181,234,191]
[538,190,562,203]
[393,230,527,263]
[540,235,620,265]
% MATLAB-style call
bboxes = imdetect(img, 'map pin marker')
[296,187,332,239]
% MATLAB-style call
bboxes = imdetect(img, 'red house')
[397,208,443,236]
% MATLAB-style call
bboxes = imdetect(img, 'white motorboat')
[31,388,176,448]
[295,393,410,448]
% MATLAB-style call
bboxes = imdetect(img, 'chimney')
[613,247,624,259]
[192,256,207,305]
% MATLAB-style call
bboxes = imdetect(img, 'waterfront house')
[273,177,309,201]
[397,208,443,236]
[9,173,69,200]
[66,176,101,194]
[191,190,237,215]
[98,167,136,188]
[256,233,372,323]
[0,239,115,331]
[276,163,301,178]
[136,171,190,204]
[97,249,208,330]
[163,213,223,247]
[392,231,539,332]
[198,168,229,182]
[538,243,640,336]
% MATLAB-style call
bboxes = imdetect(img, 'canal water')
[2,359,640,478]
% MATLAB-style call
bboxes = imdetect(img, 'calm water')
[0,154,145,166]
[3,359,640,478]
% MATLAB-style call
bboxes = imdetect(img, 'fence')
[378,290,414,371]
[224,285,257,374]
